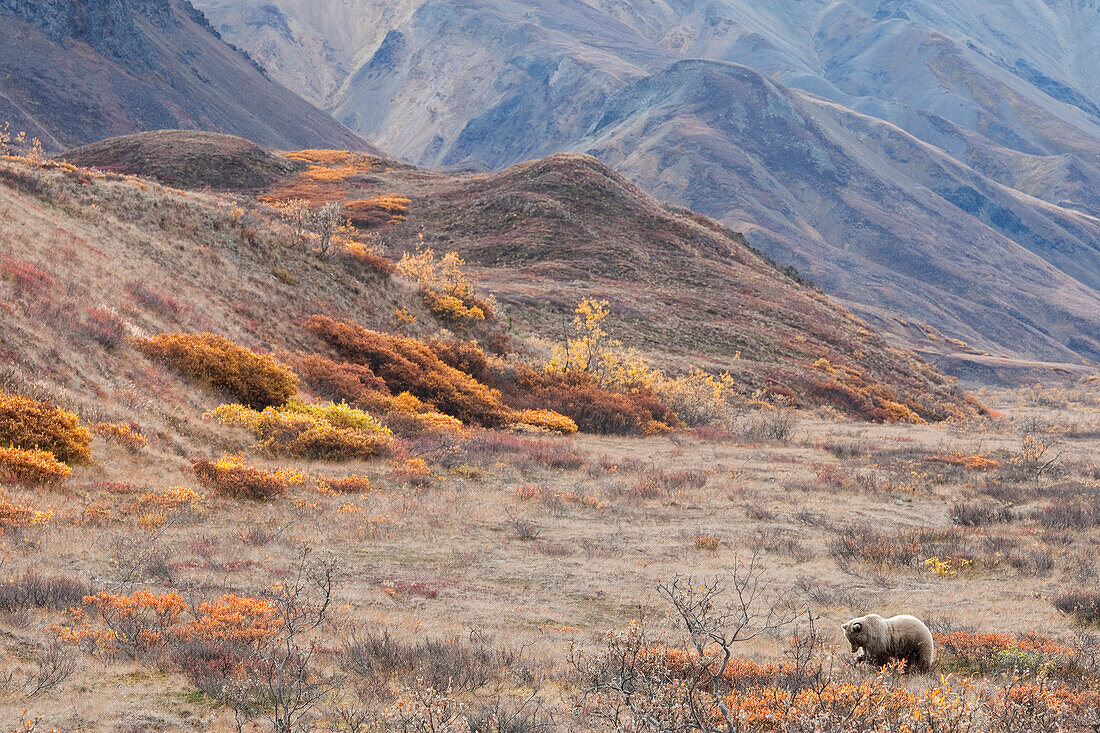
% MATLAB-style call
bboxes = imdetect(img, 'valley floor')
[0,383,1097,731]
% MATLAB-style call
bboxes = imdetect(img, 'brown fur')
[842,614,934,672]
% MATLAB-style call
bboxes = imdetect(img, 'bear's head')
[842,614,878,652]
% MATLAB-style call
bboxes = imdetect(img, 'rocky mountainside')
[193,0,1100,368]
[0,0,368,151]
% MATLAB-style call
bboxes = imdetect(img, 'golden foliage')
[0,390,92,465]
[397,248,491,324]
[90,422,147,452]
[511,408,579,434]
[134,332,297,409]
[0,446,70,485]
[206,398,392,460]
[0,495,53,528]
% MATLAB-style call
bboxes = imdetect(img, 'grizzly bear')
[842,614,934,672]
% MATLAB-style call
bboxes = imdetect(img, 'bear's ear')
[851,622,862,633]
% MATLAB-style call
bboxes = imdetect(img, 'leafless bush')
[0,572,91,612]
[950,502,1015,526]
[25,639,77,697]
[342,630,506,694]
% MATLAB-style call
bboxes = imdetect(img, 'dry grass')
[0,156,1098,730]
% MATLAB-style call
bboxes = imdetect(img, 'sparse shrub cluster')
[0,572,91,612]
[0,255,54,294]
[135,332,297,409]
[90,421,147,452]
[208,398,393,460]
[396,249,492,325]
[950,502,1014,526]
[0,496,53,529]
[1052,590,1100,625]
[192,455,303,500]
[0,389,92,465]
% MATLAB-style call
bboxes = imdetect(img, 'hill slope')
[192,0,1100,367]
[17,133,985,425]
[0,0,369,152]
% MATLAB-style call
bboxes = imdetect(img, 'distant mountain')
[0,0,369,152]
[193,0,1100,367]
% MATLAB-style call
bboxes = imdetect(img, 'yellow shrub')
[301,164,359,181]
[0,391,92,464]
[207,399,391,460]
[285,149,356,165]
[0,446,70,485]
[512,409,578,434]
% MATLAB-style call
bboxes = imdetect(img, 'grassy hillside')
[2,144,1098,731]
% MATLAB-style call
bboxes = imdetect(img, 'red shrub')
[306,315,512,426]
[500,367,676,435]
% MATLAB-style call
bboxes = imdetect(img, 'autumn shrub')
[90,421,147,452]
[192,455,303,500]
[72,589,189,658]
[499,366,676,435]
[134,332,297,409]
[307,315,511,425]
[294,354,462,438]
[126,280,182,316]
[337,239,395,276]
[0,255,54,293]
[1052,590,1100,625]
[396,249,492,325]
[0,390,92,464]
[79,307,127,350]
[207,399,392,460]
[344,194,410,227]
[935,631,1075,677]
[927,452,1001,471]
[511,408,578,434]
[0,446,70,485]
[125,486,203,517]
[316,475,372,494]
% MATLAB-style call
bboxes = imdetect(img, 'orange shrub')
[76,589,189,657]
[192,455,303,500]
[134,332,297,409]
[179,594,280,646]
[316,475,372,494]
[0,495,53,528]
[926,452,1001,470]
[0,446,70,485]
[307,315,512,426]
[500,367,677,436]
[90,422,147,452]
[0,390,92,464]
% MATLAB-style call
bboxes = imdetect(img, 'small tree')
[310,202,343,259]
[574,553,805,733]
[273,199,311,248]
